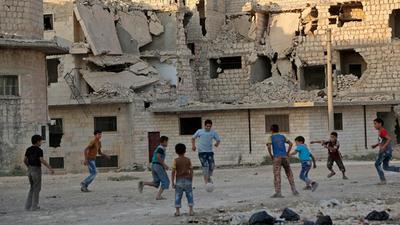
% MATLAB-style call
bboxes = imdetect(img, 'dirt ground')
[1,161,400,225]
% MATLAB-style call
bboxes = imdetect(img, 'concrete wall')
[48,104,133,172]
[0,0,44,39]
[43,0,74,47]
[0,49,48,172]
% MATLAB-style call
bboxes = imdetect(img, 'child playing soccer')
[24,135,55,211]
[311,132,348,180]
[138,136,170,200]
[171,143,194,216]
[289,136,318,191]
[266,124,298,198]
[372,118,400,184]
[192,119,221,185]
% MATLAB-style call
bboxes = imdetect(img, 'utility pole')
[326,29,334,131]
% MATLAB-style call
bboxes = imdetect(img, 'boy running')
[192,119,221,185]
[138,136,170,200]
[171,143,194,216]
[372,118,400,184]
[311,132,348,180]
[80,130,111,192]
[267,124,298,198]
[289,136,318,191]
[24,135,55,211]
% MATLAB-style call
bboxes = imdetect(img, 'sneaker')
[271,193,284,198]
[303,186,312,190]
[311,182,319,192]
[327,172,336,178]
[292,190,300,196]
[81,186,90,192]
[138,181,144,193]
[342,175,349,180]
[377,180,387,185]
[31,206,41,211]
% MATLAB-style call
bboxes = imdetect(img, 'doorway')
[148,132,160,163]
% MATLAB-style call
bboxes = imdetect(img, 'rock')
[315,215,333,225]
[365,210,389,221]
[320,199,341,208]
[280,208,300,221]
[248,211,275,225]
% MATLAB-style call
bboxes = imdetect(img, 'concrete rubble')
[336,74,359,92]
[81,70,159,91]
[74,0,122,55]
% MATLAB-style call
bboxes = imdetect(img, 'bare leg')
[156,188,165,200]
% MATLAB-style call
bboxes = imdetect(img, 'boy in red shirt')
[372,118,400,184]
[311,132,348,180]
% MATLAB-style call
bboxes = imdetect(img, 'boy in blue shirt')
[267,124,298,198]
[138,136,170,200]
[192,119,221,185]
[289,136,318,191]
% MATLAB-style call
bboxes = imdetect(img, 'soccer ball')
[205,183,214,192]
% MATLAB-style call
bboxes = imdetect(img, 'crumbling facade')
[40,0,400,172]
[0,0,66,172]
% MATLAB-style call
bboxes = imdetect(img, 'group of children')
[23,118,400,215]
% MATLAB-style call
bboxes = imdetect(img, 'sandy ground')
[1,161,400,225]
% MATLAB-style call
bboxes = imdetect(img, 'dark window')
[44,14,54,31]
[49,157,64,169]
[334,113,343,130]
[302,65,325,90]
[96,155,118,167]
[180,117,202,135]
[47,58,60,85]
[265,115,290,133]
[49,118,63,148]
[250,56,272,83]
[348,64,362,77]
[94,117,117,132]
[329,2,364,27]
[0,75,18,96]
[390,9,400,38]
[210,57,242,78]
[41,126,46,140]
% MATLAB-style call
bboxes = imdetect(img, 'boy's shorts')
[198,152,215,177]
[151,163,170,189]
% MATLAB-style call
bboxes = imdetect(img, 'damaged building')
[26,0,400,172]
[0,0,66,172]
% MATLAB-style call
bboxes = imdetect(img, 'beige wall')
[0,49,48,171]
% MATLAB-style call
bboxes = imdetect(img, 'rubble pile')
[242,76,324,103]
[91,83,135,98]
[337,74,359,91]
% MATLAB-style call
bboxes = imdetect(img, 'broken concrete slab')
[73,1,122,55]
[141,13,177,51]
[84,54,141,67]
[147,11,164,36]
[69,42,90,54]
[129,61,159,75]
[267,13,300,57]
[81,70,159,91]
[117,11,152,48]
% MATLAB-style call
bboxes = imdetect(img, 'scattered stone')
[280,208,300,221]
[320,199,341,208]
[365,210,389,221]
[337,74,359,91]
[249,211,275,225]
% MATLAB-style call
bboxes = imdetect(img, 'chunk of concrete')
[73,1,122,55]
[267,13,300,57]
[81,70,159,90]
[129,61,160,75]
[117,11,152,48]
[84,54,141,67]
[69,42,90,54]
[148,11,164,36]
[141,13,177,51]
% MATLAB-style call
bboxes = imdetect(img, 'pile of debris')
[242,76,324,103]
[91,83,136,99]
[337,74,359,91]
